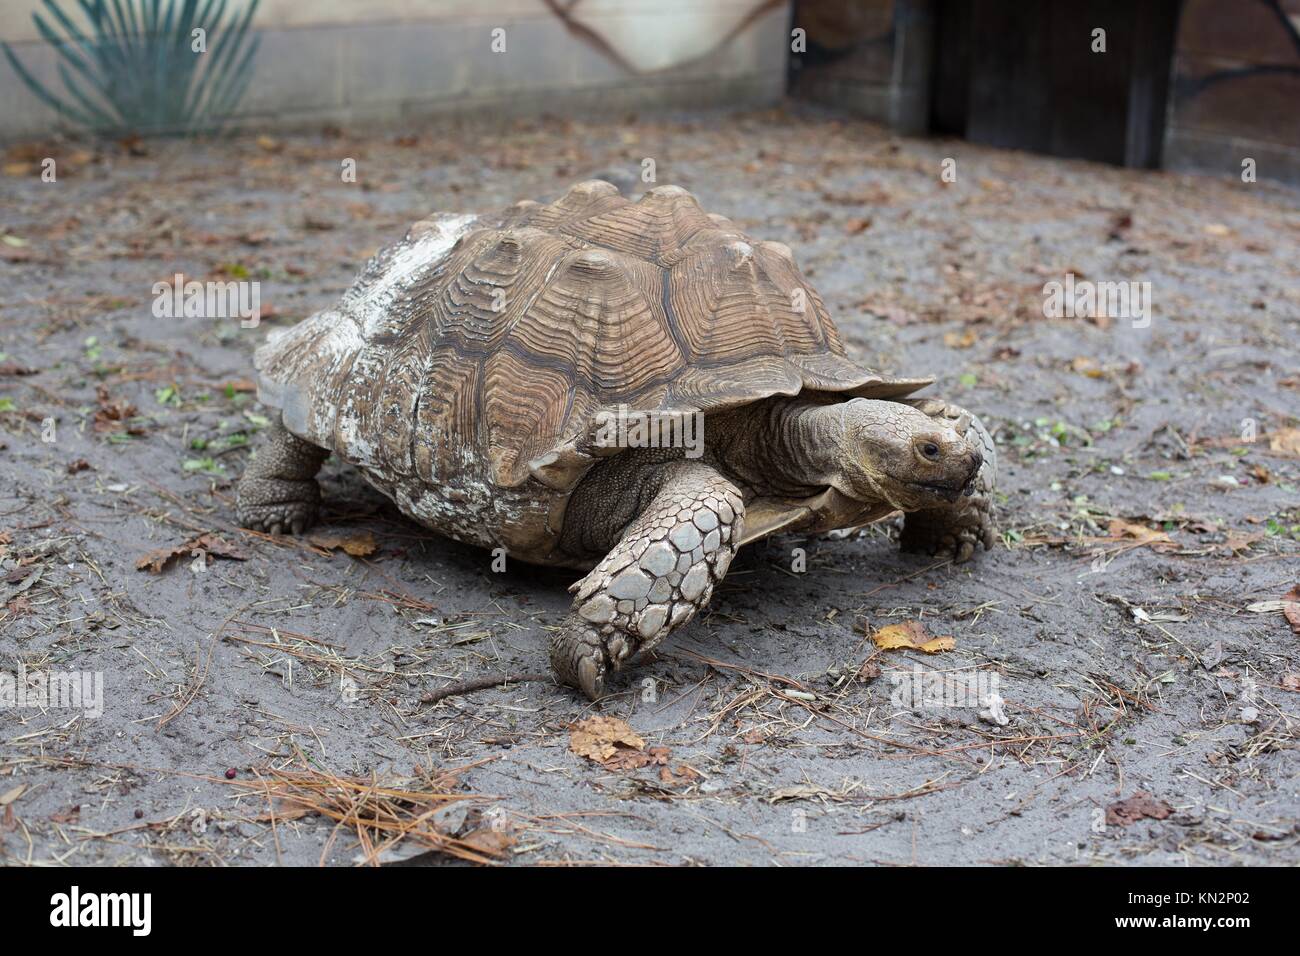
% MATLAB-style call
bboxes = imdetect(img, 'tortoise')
[237,181,997,699]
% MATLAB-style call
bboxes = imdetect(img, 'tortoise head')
[831,399,982,511]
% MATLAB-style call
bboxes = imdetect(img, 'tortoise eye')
[919,442,941,460]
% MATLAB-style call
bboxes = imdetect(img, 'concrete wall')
[0,0,792,140]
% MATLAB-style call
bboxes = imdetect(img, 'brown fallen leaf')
[615,745,671,773]
[1106,519,1180,553]
[658,760,702,785]
[569,715,643,760]
[308,530,378,557]
[136,533,248,573]
[1106,791,1173,827]
[1268,428,1300,457]
[870,620,955,654]
[117,134,148,156]
[1280,674,1300,692]
[1070,356,1105,378]
[49,804,81,824]
[458,825,516,856]
[568,716,666,770]
[93,386,141,434]
[1284,585,1300,636]
[1220,531,1264,555]
[857,659,883,681]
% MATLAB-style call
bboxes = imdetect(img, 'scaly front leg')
[899,398,998,563]
[549,461,745,700]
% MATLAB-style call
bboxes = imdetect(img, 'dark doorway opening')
[930,0,1182,168]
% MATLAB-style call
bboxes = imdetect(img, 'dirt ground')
[1,105,1298,866]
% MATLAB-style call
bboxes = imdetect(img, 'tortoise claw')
[577,655,605,701]
[549,618,608,701]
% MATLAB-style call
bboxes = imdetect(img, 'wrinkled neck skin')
[706,397,893,504]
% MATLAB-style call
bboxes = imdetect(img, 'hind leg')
[549,461,745,700]
[236,419,329,535]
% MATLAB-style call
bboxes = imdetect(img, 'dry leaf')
[1280,674,1300,692]
[49,805,81,823]
[619,745,671,774]
[308,530,378,557]
[92,386,140,433]
[458,825,516,856]
[1267,428,1300,457]
[1106,791,1173,827]
[0,784,26,806]
[136,533,247,573]
[870,620,955,654]
[569,716,655,768]
[658,761,701,785]
[1220,531,1264,554]
[1070,356,1105,378]
[1107,519,1179,553]
[1284,585,1300,636]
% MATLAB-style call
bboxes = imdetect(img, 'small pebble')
[134,809,144,819]
[225,768,238,779]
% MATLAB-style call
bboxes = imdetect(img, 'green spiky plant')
[2,0,261,137]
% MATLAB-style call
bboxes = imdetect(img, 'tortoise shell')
[254,181,930,562]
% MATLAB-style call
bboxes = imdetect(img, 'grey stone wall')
[0,1,792,140]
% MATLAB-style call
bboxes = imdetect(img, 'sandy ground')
[1,105,1298,866]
